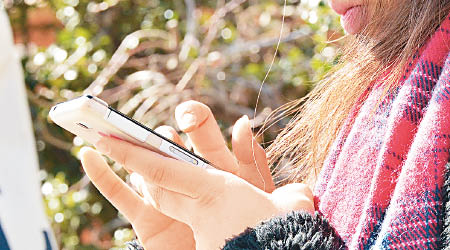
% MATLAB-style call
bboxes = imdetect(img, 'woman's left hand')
[81,136,314,250]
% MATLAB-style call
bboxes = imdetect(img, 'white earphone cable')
[251,0,287,191]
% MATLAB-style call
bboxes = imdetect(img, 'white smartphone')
[49,95,211,169]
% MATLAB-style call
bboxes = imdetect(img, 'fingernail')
[98,131,109,137]
[180,113,197,130]
[109,134,125,141]
[95,140,110,155]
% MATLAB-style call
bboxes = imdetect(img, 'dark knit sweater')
[222,211,345,250]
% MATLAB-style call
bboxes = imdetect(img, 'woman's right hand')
[82,101,275,249]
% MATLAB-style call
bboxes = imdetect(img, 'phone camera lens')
[77,123,90,129]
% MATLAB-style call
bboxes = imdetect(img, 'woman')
[80,0,450,249]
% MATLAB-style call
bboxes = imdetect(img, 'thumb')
[271,183,315,214]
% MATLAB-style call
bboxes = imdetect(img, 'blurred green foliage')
[6,0,343,248]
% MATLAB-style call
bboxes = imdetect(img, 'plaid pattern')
[314,13,450,249]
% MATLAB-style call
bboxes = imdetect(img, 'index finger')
[95,136,217,198]
[175,101,238,174]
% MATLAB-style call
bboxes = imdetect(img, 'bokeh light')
[5,0,343,248]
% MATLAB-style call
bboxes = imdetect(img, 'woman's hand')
[174,101,275,192]
[81,136,314,250]
[81,101,276,249]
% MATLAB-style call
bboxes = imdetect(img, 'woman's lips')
[331,2,361,16]
[340,5,364,34]
[343,5,362,16]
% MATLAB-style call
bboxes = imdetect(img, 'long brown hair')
[265,0,450,186]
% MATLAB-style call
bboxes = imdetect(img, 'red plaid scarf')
[314,13,450,249]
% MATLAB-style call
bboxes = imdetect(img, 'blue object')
[0,221,11,250]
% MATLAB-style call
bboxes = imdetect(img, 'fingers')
[232,116,275,192]
[175,101,238,174]
[145,185,193,223]
[154,125,185,147]
[79,147,144,221]
[130,173,189,218]
[95,136,214,198]
[129,173,194,228]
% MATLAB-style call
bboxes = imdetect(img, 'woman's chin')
[342,20,364,34]
[340,6,365,35]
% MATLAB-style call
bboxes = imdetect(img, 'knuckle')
[196,192,219,208]
[94,167,109,183]
[145,166,168,185]
[107,181,124,199]
[194,176,225,207]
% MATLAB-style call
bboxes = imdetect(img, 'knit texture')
[314,12,450,250]
[223,211,345,250]
[442,162,450,249]
[126,239,145,250]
